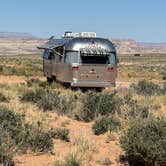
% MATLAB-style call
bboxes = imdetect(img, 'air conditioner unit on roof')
[79,32,96,38]
[63,32,79,38]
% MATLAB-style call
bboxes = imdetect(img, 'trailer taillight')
[107,66,114,71]
[72,66,79,71]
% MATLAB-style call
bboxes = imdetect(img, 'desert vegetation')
[0,54,165,166]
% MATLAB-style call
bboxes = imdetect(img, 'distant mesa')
[0,32,38,39]
[0,32,166,55]
[111,38,166,54]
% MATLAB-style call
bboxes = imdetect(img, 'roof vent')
[63,32,79,38]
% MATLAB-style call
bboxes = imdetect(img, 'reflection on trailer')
[38,32,118,88]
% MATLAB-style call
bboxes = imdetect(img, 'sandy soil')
[14,113,123,166]
[0,75,132,166]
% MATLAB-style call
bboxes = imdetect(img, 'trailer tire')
[47,76,56,83]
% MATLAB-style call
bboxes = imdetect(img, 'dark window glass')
[43,50,50,59]
[81,56,109,64]
[43,50,54,60]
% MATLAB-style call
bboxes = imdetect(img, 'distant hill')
[0,32,165,55]
[0,38,45,56]
[0,32,38,39]
[111,38,166,54]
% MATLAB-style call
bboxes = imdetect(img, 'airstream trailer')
[38,32,118,88]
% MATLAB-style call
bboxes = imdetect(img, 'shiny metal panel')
[40,36,118,88]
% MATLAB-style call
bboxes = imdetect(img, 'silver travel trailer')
[38,32,118,88]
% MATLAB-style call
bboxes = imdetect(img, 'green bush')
[131,80,161,96]
[21,88,76,113]
[26,125,53,152]
[0,92,10,102]
[0,128,15,166]
[120,119,166,166]
[117,93,149,119]
[37,90,60,111]
[36,90,73,112]
[0,107,25,165]
[92,116,121,135]
[26,78,42,87]
[74,91,118,122]
[162,75,166,80]
[20,88,45,103]
[0,65,3,73]
[0,107,25,145]
[26,78,63,89]
[55,153,80,166]
[161,69,166,80]
[162,83,166,94]
[50,128,70,142]
[0,107,56,165]
[64,153,80,166]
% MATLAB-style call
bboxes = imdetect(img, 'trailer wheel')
[47,76,56,83]
[47,77,53,83]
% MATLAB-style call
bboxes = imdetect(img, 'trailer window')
[80,53,116,64]
[108,53,116,64]
[54,46,63,55]
[43,50,55,60]
[48,52,54,60]
[65,52,79,64]
[81,56,109,64]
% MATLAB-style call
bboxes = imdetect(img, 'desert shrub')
[0,65,3,73]
[161,68,166,80]
[0,107,26,145]
[37,90,60,111]
[117,93,149,119]
[0,92,10,102]
[0,107,25,165]
[64,153,80,166]
[92,116,121,135]
[50,128,70,142]
[131,80,161,96]
[57,95,77,114]
[0,128,15,166]
[37,90,76,113]
[0,107,55,165]
[21,87,76,113]
[26,125,53,152]
[20,88,45,103]
[11,67,17,75]
[26,78,63,89]
[161,83,166,94]
[162,74,166,80]
[55,153,80,166]
[54,160,64,166]
[26,78,42,87]
[74,91,118,122]
[73,135,97,153]
[120,119,166,166]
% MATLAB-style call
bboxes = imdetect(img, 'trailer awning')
[37,38,71,50]
[80,47,110,56]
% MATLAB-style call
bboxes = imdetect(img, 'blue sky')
[0,0,165,42]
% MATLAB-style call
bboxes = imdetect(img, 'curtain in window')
[65,52,79,64]
[108,53,116,64]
